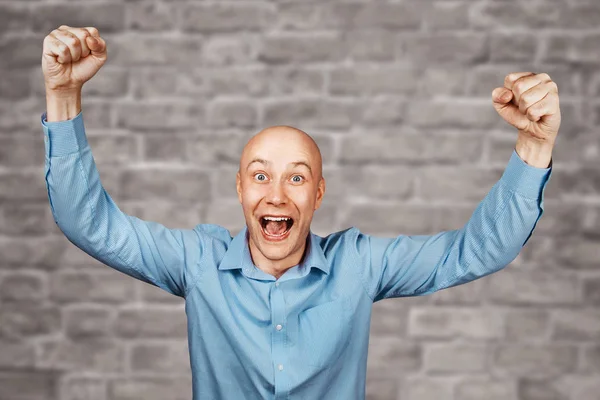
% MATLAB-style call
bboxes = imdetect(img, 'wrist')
[515,132,554,169]
[45,89,82,122]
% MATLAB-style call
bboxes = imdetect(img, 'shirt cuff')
[41,111,88,157]
[500,149,552,199]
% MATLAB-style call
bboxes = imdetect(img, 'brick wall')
[0,1,599,399]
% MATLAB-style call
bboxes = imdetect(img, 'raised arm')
[352,72,559,302]
[41,26,203,297]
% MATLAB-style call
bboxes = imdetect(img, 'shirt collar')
[218,226,329,275]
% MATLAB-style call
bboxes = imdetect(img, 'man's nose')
[266,181,287,205]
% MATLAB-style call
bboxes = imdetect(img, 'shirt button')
[275,324,283,331]
[275,282,280,287]
[278,364,284,371]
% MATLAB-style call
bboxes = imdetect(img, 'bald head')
[239,125,323,181]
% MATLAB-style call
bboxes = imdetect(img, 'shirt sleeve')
[351,149,552,302]
[41,111,202,297]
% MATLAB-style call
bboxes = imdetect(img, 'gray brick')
[204,201,245,233]
[203,67,269,97]
[87,135,137,165]
[64,306,113,338]
[0,340,35,368]
[367,338,421,376]
[370,300,409,337]
[0,304,61,340]
[544,34,600,65]
[456,379,517,400]
[0,202,52,236]
[0,236,66,270]
[408,307,504,339]
[121,201,203,230]
[180,4,274,33]
[365,375,399,400]
[559,4,600,29]
[203,35,258,66]
[0,171,47,201]
[342,204,437,236]
[0,36,40,68]
[404,378,454,400]
[417,167,502,201]
[37,338,125,372]
[115,102,205,131]
[0,272,46,303]
[338,166,414,201]
[340,132,482,164]
[330,66,419,96]
[130,341,190,373]
[264,99,359,129]
[582,345,600,373]
[490,33,539,63]
[50,271,135,304]
[32,4,125,34]
[471,3,564,29]
[111,36,203,67]
[506,309,550,340]
[207,100,258,128]
[0,370,59,400]
[552,310,600,341]
[108,377,192,400]
[59,377,106,400]
[84,68,129,98]
[258,33,345,64]
[127,1,175,31]
[343,30,396,62]
[494,345,577,377]
[143,134,187,162]
[115,308,187,338]
[400,33,488,65]
[554,237,600,270]
[119,169,211,202]
[418,66,467,97]
[130,67,180,99]
[0,4,30,34]
[137,280,186,305]
[487,270,580,305]
[518,379,567,400]
[429,278,487,305]
[0,69,31,99]
[424,343,488,373]
[0,136,44,167]
[406,100,498,129]
[584,278,600,305]
[425,2,470,31]
[321,3,423,30]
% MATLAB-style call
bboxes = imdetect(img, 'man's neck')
[248,235,309,280]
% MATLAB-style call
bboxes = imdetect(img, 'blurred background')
[0,0,599,399]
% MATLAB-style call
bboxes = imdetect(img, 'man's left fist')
[492,72,561,144]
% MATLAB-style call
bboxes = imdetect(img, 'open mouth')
[259,215,294,240]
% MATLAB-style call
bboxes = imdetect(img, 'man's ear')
[236,171,243,204]
[314,177,325,210]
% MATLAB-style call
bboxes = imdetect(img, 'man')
[41,26,558,399]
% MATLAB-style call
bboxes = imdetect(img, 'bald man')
[41,26,558,399]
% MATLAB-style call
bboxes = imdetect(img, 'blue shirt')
[41,111,551,400]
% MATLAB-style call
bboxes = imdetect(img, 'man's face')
[236,127,325,268]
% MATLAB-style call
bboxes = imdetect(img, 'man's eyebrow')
[246,158,269,171]
[246,158,312,174]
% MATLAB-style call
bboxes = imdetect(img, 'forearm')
[45,89,82,122]
[515,132,554,169]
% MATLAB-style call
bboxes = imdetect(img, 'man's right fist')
[42,25,107,92]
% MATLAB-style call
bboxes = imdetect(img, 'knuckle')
[58,24,70,30]
[539,72,551,81]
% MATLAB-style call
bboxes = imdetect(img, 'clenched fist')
[492,72,561,145]
[42,25,107,92]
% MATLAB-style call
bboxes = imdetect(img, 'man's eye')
[291,175,304,183]
[255,173,267,181]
